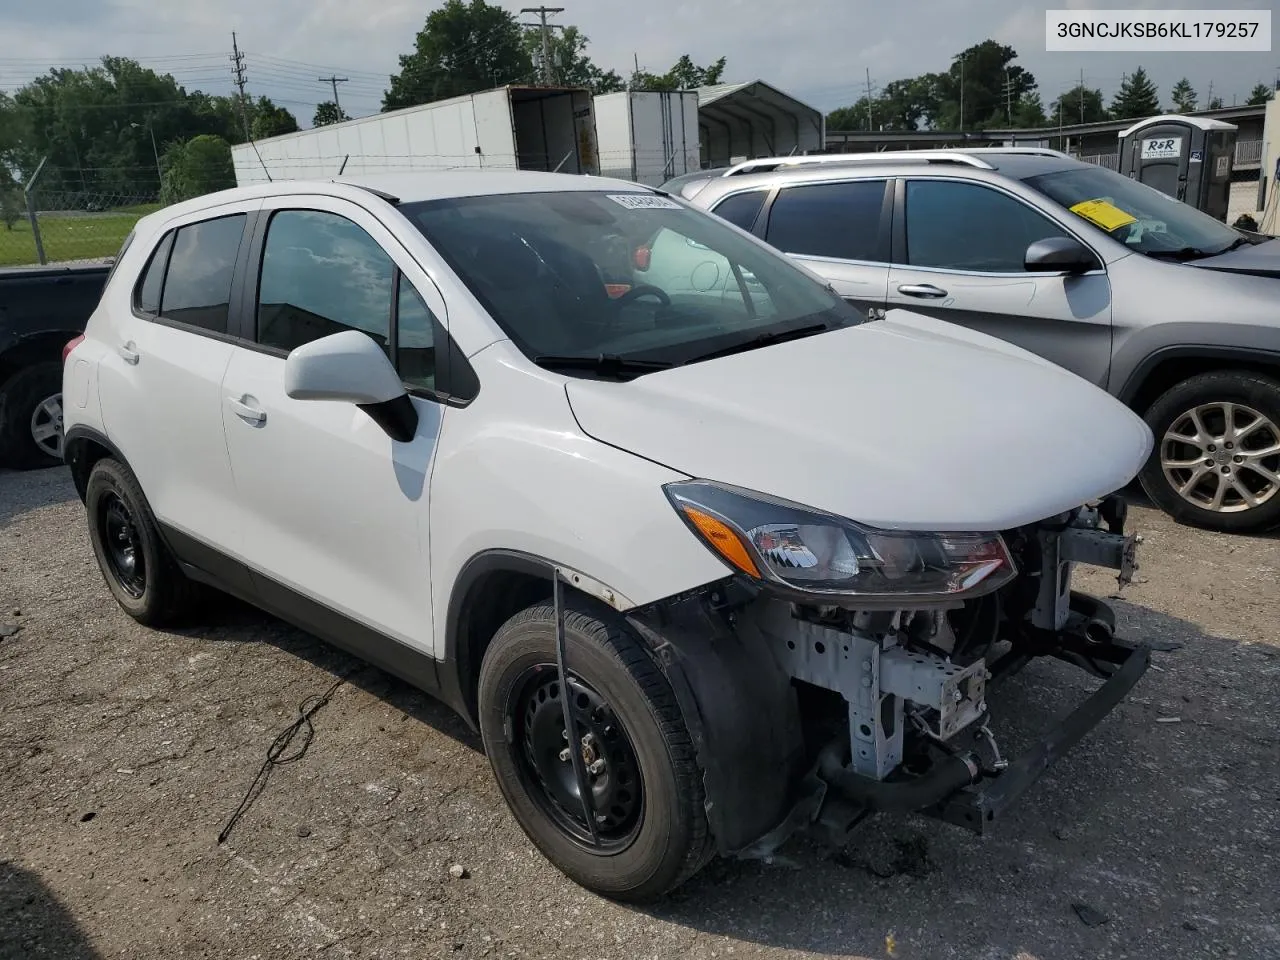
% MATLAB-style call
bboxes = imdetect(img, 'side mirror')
[1024,236,1099,274]
[284,330,418,442]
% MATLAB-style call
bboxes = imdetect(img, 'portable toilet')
[1117,114,1238,221]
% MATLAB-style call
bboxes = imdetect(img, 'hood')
[565,311,1154,532]
[1187,237,1280,279]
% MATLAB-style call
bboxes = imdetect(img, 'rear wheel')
[85,457,203,626]
[477,600,712,902]
[0,362,64,470]
[1139,371,1280,534]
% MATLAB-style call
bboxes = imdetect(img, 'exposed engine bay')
[625,493,1150,855]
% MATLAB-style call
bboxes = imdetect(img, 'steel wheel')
[1161,401,1280,513]
[29,392,63,461]
[510,666,645,853]
[99,492,147,598]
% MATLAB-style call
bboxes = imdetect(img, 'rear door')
[886,177,1114,387]
[752,178,892,321]
[96,203,258,553]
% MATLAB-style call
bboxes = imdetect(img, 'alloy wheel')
[1161,401,1280,513]
[29,392,63,460]
[510,667,645,852]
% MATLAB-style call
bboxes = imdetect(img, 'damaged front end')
[626,491,1151,859]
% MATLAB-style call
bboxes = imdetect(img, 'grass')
[0,205,159,267]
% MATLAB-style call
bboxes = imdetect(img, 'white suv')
[62,172,1155,901]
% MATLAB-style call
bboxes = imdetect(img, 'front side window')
[159,214,246,333]
[1023,164,1245,259]
[766,180,888,262]
[904,181,1071,273]
[257,210,394,353]
[402,190,863,373]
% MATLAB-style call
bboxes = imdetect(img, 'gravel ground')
[1,464,1277,960]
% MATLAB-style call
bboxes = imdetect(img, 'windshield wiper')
[1146,246,1211,261]
[532,354,675,378]
[681,322,831,365]
[1215,235,1253,254]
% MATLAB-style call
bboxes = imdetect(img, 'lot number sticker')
[1215,155,1230,177]
[1069,198,1138,233]
[608,194,683,210]
[1141,137,1182,160]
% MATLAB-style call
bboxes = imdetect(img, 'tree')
[1170,77,1197,112]
[930,41,1038,129]
[1206,95,1224,110]
[0,167,22,231]
[1110,67,1160,120]
[159,134,236,205]
[250,97,298,139]
[313,101,350,127]
[631,55,727,91]
[1011,92,1047,128]
[1052,85,1109,125]
[383,0,532,111]
[1247,83,1273,105]
[522,25,624,93]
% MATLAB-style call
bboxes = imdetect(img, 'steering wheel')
[615,284,671,307]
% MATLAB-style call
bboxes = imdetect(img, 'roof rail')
[951,146,1075,160]
[724,150,997,174]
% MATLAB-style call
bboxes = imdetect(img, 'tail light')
[633,245,651,271]
[63,334,85,364]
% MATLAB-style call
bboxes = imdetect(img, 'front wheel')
[477,600,712,902]
[1138,371,1280,534]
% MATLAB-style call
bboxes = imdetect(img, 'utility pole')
[865,68,875,131]
[318,74,349,114]
[1002,69,1016,124]
[1079,68,1085,123]
[520,6,564,85]
[958,54,965,130]
[230,32,251,142]
[1206,79,1214,107]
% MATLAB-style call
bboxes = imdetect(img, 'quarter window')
[257,209,395,354]
[711,191,767,231]
[158,214,246,334]
[765,181,887,261]
[134,231,174,315]
[396,279,442,391]
[904,180,1072,273]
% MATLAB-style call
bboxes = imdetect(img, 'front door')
[219,197,451,653]
[886,178,1114,388]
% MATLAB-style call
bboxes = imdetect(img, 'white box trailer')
[231,86,600,186]
[592,91,701,187]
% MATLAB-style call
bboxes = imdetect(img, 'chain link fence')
[0,177,160,269]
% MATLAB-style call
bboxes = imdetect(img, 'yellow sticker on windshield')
[1069,198,1137,232]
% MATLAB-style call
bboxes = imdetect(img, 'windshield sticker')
[1069,199,1138,233]
[607,194,683,210]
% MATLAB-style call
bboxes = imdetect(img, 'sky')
[1,0,1276,126]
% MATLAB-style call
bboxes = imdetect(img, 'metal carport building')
[695,80,825,167]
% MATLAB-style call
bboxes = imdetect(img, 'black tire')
[85,457,203,626]
[0,361,64,470]
[477,599,712,902]
[1138,371,1280,534]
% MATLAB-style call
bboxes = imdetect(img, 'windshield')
[401,190,863,375]
[1023,164,1243,258]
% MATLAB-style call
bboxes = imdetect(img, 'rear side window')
[711,191,766,231]
[765,180,887,262]
[159,214,247,333]
[134,231,174,315]
[256,209,394,354]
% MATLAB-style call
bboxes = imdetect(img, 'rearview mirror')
[284,330,418,442]
[1024,237,1099,274]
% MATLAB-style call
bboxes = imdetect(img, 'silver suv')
[669,148,1280,534]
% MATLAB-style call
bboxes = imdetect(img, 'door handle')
[897,283,948,299]
[118,342,140,365]
[227,396,267,424]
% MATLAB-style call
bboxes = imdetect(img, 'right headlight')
[665,480,1017,605]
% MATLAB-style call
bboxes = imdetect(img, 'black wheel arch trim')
[63,424,126,498]
[1118,344,1280,408]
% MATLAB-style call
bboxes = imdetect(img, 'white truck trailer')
[231,85,600,186]
[592,91,701,186]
